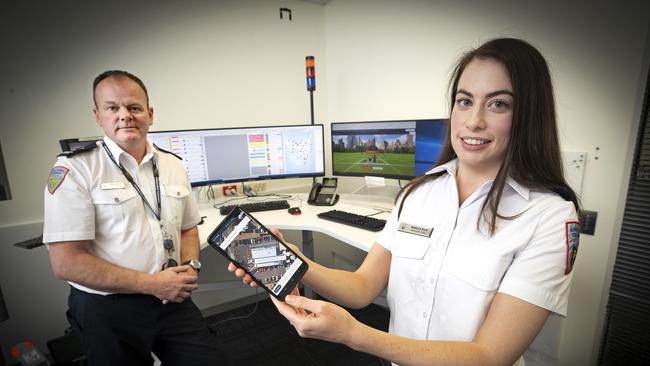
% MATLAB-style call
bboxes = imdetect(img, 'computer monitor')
[331,119,447,180]
[148,124,325,186]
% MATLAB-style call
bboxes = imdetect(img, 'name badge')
[398,223,433,237]
[101,181,126,190]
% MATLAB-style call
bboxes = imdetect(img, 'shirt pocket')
[162,184,190,228]
[390,231,434,260]
[91,188,139,232]
[387,238,430,339]
[446,254,512,291]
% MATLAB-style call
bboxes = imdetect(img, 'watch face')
[190,259,201,270]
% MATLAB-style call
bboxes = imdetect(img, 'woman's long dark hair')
[398,38,581,235]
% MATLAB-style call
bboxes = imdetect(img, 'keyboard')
[219,200,291,215]
[317,210,386,232]
[14,235,44,249]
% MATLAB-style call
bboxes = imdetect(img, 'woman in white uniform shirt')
[231,38,581,366]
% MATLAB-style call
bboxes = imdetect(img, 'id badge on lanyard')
[101,141,177,269]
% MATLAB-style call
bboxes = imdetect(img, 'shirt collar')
[102,137,156,166]
[425,159,530,200]
[426,159,457,176]
[505,176,529,200]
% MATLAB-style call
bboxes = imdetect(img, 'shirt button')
[114,197,119,203]
[429,278,434,284]
[422,312,428,318]
[176,191,181,196]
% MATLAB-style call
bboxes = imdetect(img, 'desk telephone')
[308,177,339,206]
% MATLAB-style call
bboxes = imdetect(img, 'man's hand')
[179,265,199,277]
[149,265,197,303]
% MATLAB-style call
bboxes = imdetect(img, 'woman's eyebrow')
[486,89,513,98]
[456,88,513,98]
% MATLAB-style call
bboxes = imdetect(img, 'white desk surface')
[197,193,394,253]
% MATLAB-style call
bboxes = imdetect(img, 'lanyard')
[101,141,161,221]
[101,141,177,269]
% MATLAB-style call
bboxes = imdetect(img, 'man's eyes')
[105,105,143,112]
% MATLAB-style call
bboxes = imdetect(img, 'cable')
[212,196,250,209]
[210,288,260,329]
[367,209,389,217]
[258,192,292,199]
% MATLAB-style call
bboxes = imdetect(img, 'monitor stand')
[348,176,401,205]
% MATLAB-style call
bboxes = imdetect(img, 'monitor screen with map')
[148,124,324,186]
[331,119,447,180]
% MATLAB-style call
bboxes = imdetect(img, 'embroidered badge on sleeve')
[47,166,69,194]
[565,221,580,274]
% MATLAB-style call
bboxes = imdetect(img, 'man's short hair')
[93,70,149,107]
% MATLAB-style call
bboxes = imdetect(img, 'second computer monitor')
[331,119,447,180]
[149,124,325,186]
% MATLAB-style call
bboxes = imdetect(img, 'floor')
[205,296,390,365]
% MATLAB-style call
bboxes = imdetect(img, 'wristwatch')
[182,259,201,273]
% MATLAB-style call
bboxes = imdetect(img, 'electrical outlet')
[222,185,237,196]
[580,210,598,235]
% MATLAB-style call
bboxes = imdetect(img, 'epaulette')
[57,143,98,158]
[153,143,183,160]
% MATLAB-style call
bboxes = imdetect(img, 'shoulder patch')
[47,166,69,194]
[57,142,98,158]
[565,221,580,274]
[153,143,182,160]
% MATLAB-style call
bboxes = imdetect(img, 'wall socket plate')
[580,210,598,235]
[222,185,237,196]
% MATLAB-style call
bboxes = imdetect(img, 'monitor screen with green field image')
[331,119,447,180]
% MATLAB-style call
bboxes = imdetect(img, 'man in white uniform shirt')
[43,70,224,365]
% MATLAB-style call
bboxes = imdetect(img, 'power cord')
[213,196,250,209]
[242,181,257,197]
[366,209,389,217]
[210,288,260,330]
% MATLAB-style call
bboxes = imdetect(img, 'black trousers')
[67,286,225,366]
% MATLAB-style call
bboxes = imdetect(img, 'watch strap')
[182,259,201,272]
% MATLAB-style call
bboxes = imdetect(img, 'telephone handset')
[308,177,339,206]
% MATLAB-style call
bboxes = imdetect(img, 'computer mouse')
[288,207,301,215]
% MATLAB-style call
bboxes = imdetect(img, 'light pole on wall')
[306,55,316,125]
[306,56,317,186]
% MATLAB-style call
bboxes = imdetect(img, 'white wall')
[1,0,649,364]
[324,1,650,365]
[0,0,326,227]
[0,0,327,358]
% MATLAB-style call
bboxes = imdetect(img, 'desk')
[194,192,393,303]
[196,193,394,252]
